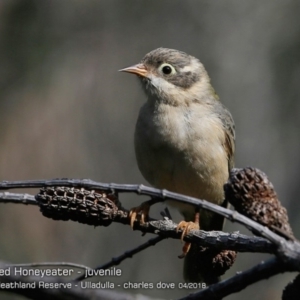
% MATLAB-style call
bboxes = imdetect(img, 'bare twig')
[1,180,300,300]
[179,257,286,300]
[4,262,91,271]
[0,179,287,245]
[73,235,166,282]
[0,191,276,254]
[0,192,37,205]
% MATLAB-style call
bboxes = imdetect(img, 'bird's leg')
[128,197,161,228]
[177,210,200,259]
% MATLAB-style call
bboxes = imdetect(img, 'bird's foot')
[176,221,200,259]
[129,201,151,228]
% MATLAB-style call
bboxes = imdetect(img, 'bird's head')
[120,48,217,106]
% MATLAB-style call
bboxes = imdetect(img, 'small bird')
[120,48,235,283]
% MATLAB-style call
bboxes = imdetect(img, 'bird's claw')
[177,221,199,241]
[129,202,150,228]
[176,221,199,258]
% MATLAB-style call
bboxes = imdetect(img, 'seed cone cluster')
[224,167,294,239]
[36,187,122,226]
[34,166,294,285]
[186,246,237,284]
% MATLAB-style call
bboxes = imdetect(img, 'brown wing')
[224,122,235,171]
[211,102,235,230]
[218,102,235,171]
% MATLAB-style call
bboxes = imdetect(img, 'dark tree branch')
[74,235,166,282]
[1,180,300,300]
[0,191,276,254]
[5,262,90,271]
[0,191,37,205]
[137,219,276,254]
[179,257,286,300]
[0,179,287,245]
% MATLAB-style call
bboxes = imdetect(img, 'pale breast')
[134,101,229,221]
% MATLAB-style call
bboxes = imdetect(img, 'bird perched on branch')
[120,48,235,283]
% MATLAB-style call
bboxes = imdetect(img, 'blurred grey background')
[0,1,300,299]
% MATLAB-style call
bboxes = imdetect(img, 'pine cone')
[185,245,237,284]
[36,187,123,226]
[224,167,294,239]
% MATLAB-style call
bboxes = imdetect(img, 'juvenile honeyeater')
[120,48,235,283]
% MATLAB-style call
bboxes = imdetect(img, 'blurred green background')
[0,1,300,299]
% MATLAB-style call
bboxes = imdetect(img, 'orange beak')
[119,63,148,78]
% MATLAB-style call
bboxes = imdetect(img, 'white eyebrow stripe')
[181,65,193,72]
[180,59,199,73]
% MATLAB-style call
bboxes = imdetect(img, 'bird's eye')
[159,63,176,75]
